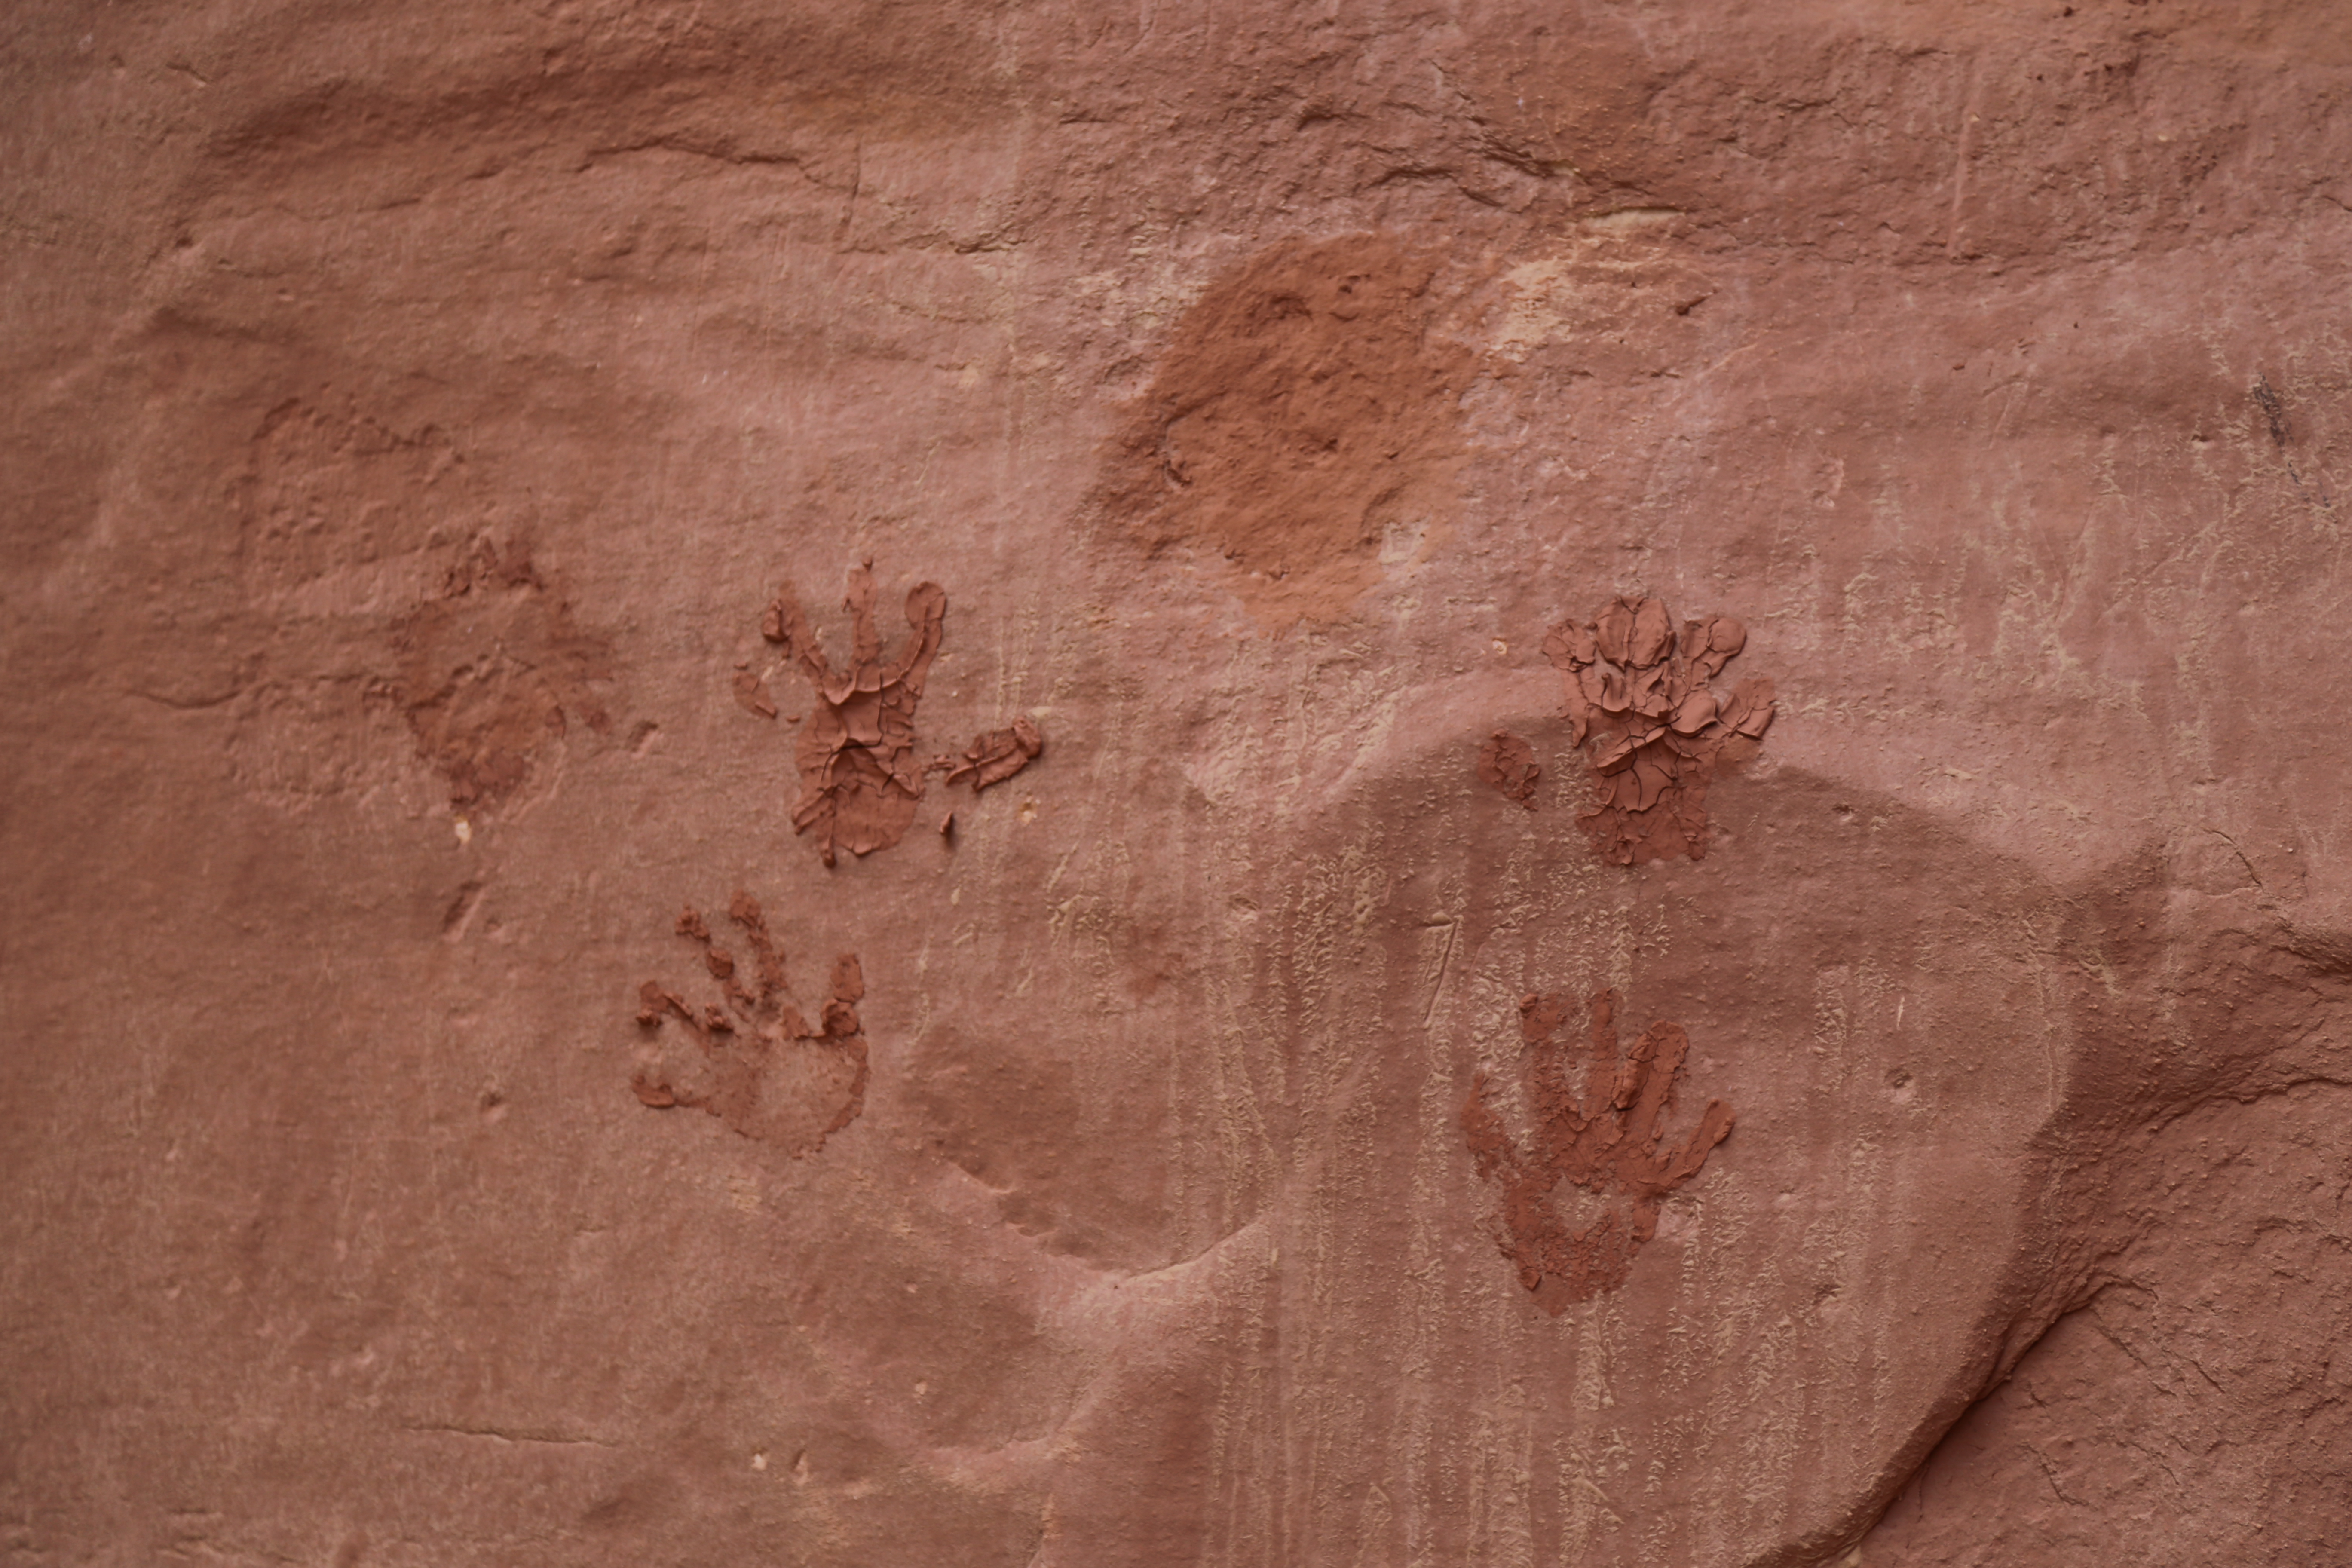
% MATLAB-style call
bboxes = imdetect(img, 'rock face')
[4,3,2349,1565]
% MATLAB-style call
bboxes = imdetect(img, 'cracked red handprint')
[760,564,947,867]
[1461,989,1736,1312]
[1544,594,1775,864]
[631,891,870,1158]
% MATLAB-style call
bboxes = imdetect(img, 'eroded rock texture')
[6,3,2351,1566]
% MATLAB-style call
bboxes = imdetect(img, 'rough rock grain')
[5,3,2350,1565]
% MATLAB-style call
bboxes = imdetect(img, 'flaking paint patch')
[1544,594,1776,865]
[944,715,1044,793]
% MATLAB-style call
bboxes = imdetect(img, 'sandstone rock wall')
[5,3,2349,1564]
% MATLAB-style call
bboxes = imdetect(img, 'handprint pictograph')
[1544,595,1774,864]
[389,536,614,811]
[1462,989,1735,1312]
[761,564,947,866]
[632,891,870,1158]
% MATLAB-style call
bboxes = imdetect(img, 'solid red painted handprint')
[1462,989,1735,1311]
[631,891,870,1158]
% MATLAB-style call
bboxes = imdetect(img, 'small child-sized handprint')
[1544,595,1774,864]
[761,564,947,867]
[1461,989,1735,1312]
[632,891,870,1158]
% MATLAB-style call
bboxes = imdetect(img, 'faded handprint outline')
[761,564,947,866]
[1476,729,1541,808]
[1545,594,1774,864]
[1462,989,1735,1311]
[632,891,870,1158]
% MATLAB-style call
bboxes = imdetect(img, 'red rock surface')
[5,3,2350,1564]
